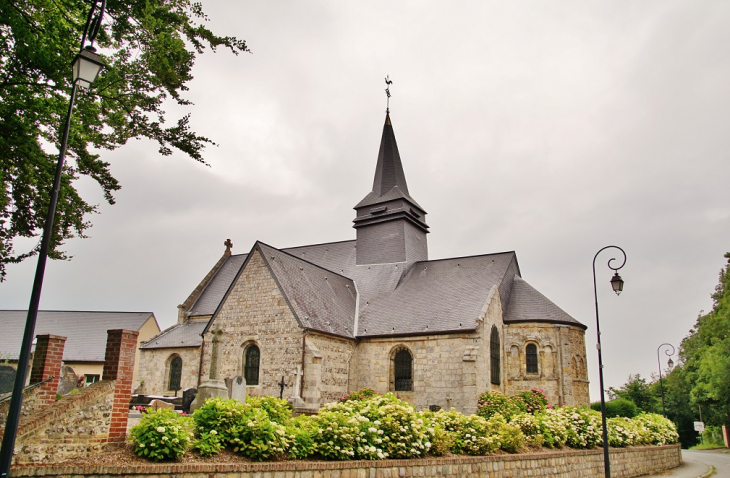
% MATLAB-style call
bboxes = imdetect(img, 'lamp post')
[657,343,675,418]
[593,245,626,478]
[0,2,106,475]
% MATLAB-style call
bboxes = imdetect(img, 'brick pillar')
[29,334,67,404]
[102,329,139,445]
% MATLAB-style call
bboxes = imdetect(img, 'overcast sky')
[2,0,729,403]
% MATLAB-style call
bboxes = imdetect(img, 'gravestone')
[181,388,197,412]
[149,399,174,410]
[230,375,246,403]
[56,365,78,395]
[0,365,16,394]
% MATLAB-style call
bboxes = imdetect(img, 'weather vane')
[385,75,393,113]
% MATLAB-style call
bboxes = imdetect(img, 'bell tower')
[353,114,429,265]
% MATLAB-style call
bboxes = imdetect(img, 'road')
[648,449,730,478]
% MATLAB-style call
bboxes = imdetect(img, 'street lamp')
[0,1,107,475]
[657,343,675,418]
[593,245,627,478]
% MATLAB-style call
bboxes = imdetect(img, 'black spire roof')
[354,114,424,211]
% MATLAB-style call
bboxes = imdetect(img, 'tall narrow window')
[490,325,501,385]
[394,348,413,391]
[244,345,260,385]
[526,344,538,374]
[169,356,182,391]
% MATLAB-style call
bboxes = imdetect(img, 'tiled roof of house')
[503,276,586,329]
[140,320,208,349]
[0,310,157,362]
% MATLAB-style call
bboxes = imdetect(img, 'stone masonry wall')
[136,347,201,397]
[351,288,503,415]
[201,249,305,401]
[11,444,682,478]
[7,381,115,465]
[305,333,356,405]
[503,323,588,406]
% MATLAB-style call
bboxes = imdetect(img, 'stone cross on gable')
[224,238,233,254]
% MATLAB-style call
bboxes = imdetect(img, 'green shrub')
[632,412,679,445]
[193,429,224,457]
[534,408,570,448]
[229,407,289,461]
[286,415,318,459]
[246,395,293,424]
[516,389,548,414]
[590,398,638,418]
[476,391,525,421]
[490,414,525,453]
[607,416,641,447]
[558,406,602,449]
[129,408,194,461]
[339,387,382,402]
[192,396,249,446]
[510,412,544,447]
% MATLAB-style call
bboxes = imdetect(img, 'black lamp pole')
[657,343,675,418]
[593,245,626,478]
[0,2,106,475]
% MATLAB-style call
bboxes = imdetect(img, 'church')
[137,112,590,414]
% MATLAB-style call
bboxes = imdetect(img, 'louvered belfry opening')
[526,343,538,374]
[394,348,413,391]
[244,345,260,385]
[169,356,182,391]
[490,326,501,385]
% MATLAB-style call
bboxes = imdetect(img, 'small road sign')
[694,421,705,432]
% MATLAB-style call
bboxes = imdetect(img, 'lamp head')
[610,271,624,296]
[667,357,674,370]
[72,46,105,89]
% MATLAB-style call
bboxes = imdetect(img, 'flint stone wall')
[1,380,115,465]
[9,444,682,478]
[136,346,201,396]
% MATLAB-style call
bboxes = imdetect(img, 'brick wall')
[28,335,66,405]
[9,444,682,477]
[102,329,139,444]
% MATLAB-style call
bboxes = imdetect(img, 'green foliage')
[590,398,638,418]
[129,408,194,461]
[557,406,602,449]
[192,429,223,457]
[245,395,293,425]
[0,0,248,279]
[516,389,548,414]
[228,408,289,461]
[607,417,642,447]
[286,415,318,459]
[476,391,525,421]
[632,413,680,446]
[339,387,381,402]
[607,375,659,414]
[192,396,248,445]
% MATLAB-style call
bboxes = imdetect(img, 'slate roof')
[0,310,157,362]
[187,254,248,317]
[503,276,586,329]
[141,320,208,349]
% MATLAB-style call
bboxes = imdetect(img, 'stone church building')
[137,113,590,414]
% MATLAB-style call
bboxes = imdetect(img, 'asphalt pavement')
[640,449,730,478]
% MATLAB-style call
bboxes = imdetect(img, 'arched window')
[490,325,501,385]
[169,356,182,392]
[526,344,538,374]
[394,348,413,391]
[244,345,260,385]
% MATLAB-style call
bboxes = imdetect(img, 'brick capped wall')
[102,329,139,445]
[9,444,682,478]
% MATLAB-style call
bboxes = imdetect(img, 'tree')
[0,0,248,279]
[607,374,659,414]
[680,252,730,427]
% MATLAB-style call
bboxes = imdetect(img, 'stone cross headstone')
[56,365,78,395]
[189,327,229,412]
[230,375,246,403]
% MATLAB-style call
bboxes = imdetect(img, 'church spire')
[353,111,428,265]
